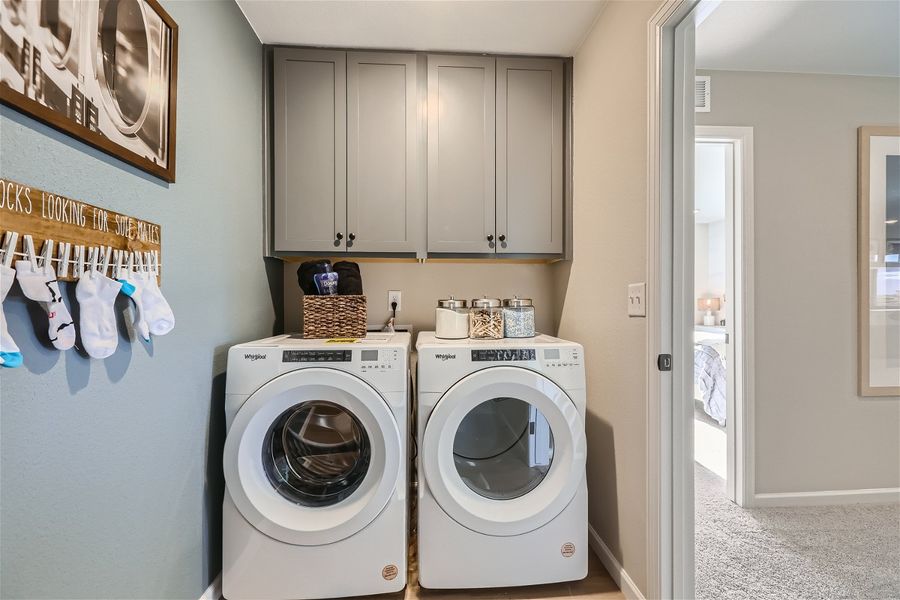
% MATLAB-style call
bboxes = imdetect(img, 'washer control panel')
[282,350,352,362]
[359,348,402,373]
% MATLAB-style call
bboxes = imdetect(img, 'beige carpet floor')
[695,463,900,599]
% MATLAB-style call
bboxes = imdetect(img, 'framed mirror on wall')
[858,126,900,397]
[0,0,178,182]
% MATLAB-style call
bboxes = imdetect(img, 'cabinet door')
[347,52,422,253]
[273,48,347,252]
[427,55,496,254]
[496,58,563,254]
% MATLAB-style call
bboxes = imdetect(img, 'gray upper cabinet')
[271,49,566,258]
[427,55,496,254]
[496,58,564,255]
[346,52,422,253]
[273,48,346,252]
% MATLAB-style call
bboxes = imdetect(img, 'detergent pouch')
[313,264,339,295]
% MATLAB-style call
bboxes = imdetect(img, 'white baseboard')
[199,573,222,600]
[588,524,645,600]
[753,487,900,507]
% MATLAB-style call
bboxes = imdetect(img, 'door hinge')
[657,354,672,371]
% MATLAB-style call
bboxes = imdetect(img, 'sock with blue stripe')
[0,265,22,368]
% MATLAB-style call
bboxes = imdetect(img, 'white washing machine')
[223,333,410,600]
[416,332,587,589]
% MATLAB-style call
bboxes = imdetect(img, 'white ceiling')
[696,0,900,77]
[235,0,606,56]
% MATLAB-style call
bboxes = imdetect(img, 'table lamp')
[697,297,721,326]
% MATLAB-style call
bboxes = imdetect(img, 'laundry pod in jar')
[469,298,504,339]
[435,297,470,339]
[502,297,535,338]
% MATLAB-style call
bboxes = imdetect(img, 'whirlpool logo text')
[244,353,267,362]
[435,353,457,361]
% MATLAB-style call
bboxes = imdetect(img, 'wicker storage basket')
[302,295,367,338]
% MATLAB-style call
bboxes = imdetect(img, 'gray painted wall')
[697,69,900,493]
[0,2,274,598]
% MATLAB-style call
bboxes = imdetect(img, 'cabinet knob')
[348,233,356,241]
[335,232,343,241]
[498,234,506,242]
[486,234,494,242]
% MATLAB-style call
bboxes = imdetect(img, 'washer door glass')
[264,400,371,507]
[453,397,554,500]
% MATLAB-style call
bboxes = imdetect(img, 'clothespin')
[125,251,134,275]
[40,239,54,275]
[58,243,71,278]
[88,246,99,278]
[74,245,85,279]
[150,251,160,276]
[112,250,122,280]
[134,251,144,273]
[100,245,112,277]
[0,232,18,268]
[143,252,152,274]
[23,235,37,272]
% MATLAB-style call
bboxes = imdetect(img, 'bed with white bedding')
[694,331,727,426]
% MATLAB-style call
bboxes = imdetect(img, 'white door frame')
[695,127,755,508]
[648,1,759,598]
[646,1,700,598]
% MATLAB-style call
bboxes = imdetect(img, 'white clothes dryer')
[222,333,410,600]
[415,332,587,589]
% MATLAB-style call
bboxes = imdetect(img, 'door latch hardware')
[657,354,672,371]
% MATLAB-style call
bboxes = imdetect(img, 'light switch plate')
[628,283,646,317]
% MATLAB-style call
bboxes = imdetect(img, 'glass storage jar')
[502,297,535,338]
[435,298,470,339]
[469,298,504,339]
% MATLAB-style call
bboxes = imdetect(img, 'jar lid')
[503,297,533,308]
[471,297,502,308]
[437,297,468,309]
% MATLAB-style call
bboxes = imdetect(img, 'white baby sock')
[75,270,122,359]
[0,265,22,368]
[15,261,76,350]
[132,270,174,337]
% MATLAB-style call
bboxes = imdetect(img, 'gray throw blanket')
[694,343,726,425]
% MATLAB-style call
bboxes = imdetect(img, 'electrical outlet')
[628,283,646,317]
[387,290,402,313]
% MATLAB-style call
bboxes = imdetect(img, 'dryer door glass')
[453,397,554,500]
[263,401,371,507]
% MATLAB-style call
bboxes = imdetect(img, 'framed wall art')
[0,0,178,182]
[858,126,900,397]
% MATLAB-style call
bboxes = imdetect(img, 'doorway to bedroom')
[692,127,752,506]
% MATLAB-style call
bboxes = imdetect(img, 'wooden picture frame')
[858,126,900,397]
[0,0,178,182]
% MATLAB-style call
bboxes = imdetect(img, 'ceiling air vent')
[695,76,710,112]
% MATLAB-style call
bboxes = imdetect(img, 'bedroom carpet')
[695,463,900,599]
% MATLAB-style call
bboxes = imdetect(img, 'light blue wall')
[0,2,275,598]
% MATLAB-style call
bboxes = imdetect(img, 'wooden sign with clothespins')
[0,178,162,283]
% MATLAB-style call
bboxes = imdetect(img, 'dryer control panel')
[540,347,582,370]
[471,349,536,362]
